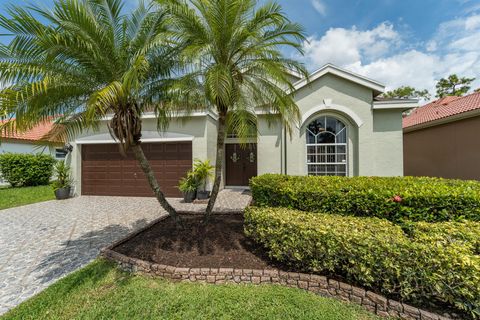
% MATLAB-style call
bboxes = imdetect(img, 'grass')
[0,185,55,210]
[2,259,379,320]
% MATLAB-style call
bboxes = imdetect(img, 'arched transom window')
[306,116,347,176]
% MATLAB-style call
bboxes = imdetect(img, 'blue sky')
[0,0,479,95]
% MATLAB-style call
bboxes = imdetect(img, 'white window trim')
[299,101,364,129]
[305,117,349,177]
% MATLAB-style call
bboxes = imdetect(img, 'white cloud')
[304,22,401,67]
[302,15,480,96]
[311,0,327,16]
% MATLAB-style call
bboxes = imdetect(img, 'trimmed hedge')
[0,153,55,187]
[244,207,480,318]
[250,174,480,222]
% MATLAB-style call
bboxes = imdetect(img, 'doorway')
[225,143,257,186]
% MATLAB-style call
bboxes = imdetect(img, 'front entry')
[225,143,257,186]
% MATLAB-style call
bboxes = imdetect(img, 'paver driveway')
[0,190,251,315]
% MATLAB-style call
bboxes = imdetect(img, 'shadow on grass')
[33,219,149,287]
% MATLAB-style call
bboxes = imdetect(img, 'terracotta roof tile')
[403,92,480,129]
[0,119,59,143]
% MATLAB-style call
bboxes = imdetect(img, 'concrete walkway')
[0,190,251,315]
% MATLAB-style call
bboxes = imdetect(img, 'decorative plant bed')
[113,214,275,269]
[102,214,455,320]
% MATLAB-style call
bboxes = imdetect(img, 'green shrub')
[250,174,480,222]
[407,220,480,254]
[244,207,480,318]
[0,153,56,187]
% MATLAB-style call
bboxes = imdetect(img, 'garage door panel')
[82,142,192,197]
[158,172,184,180]
[83,172,108,180]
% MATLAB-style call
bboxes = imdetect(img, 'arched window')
[306,116,347,176]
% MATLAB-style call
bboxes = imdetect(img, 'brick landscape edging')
[101,217,453,320]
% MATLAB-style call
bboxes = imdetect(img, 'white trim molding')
[75,131,194,145]
[373,99,418,110]
[299,102,364,128]
[291,63,385,96]
[100,111,219,121]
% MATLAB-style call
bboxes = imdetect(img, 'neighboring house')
[0,120,66,184]
[403,91,480,180]
[68,63,418,197]
[0,120,65,158]
[0,120,66,154]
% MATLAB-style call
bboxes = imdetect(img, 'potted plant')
[51,161,73,200]
[193,159,214,200]
[178,171,199,203]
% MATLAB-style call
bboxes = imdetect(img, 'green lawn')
[2,260,379,320]
[0,185,55,210]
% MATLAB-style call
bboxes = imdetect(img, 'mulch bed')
[113,214,280,269]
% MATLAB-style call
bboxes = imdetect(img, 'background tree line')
[382,74,477,100]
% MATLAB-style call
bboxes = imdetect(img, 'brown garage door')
[81,142,192,197]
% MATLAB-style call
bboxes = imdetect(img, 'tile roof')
[403,91,480,129]
[0,119,59,143]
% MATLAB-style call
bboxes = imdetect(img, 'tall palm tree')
[0,0,184,220]
[161,0,308,218]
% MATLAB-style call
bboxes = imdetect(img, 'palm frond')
[0,0,179,151]
[163,0,307,137]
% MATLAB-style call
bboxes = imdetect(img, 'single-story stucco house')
[67,64,418,197]
[403,91,480,180]
[0,120,66,184]
[0,120,65,157]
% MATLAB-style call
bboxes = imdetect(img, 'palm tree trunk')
[130,143,180,222]
[205,112,227,219]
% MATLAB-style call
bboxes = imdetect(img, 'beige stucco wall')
[371,109,404,176]
[257,116,283,175]
[68,73,405,195]
[69,116,214,195]
[285,74,403,177]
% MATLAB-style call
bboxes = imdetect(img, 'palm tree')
[0,0,183,220]
[161,0,308,218]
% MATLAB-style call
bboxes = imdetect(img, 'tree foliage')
[382,86,430,100]
[436,74,476,98]
[0,0,183,218]
[161,0,308,217]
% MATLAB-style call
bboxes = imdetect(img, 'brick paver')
[0,189,250,315]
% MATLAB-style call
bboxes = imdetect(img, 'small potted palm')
[51,161,73,200]
[193,159,214,200]
[178,171,199,203]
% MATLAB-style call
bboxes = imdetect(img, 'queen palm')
[0,0,184,219]
[162,0,308,217]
